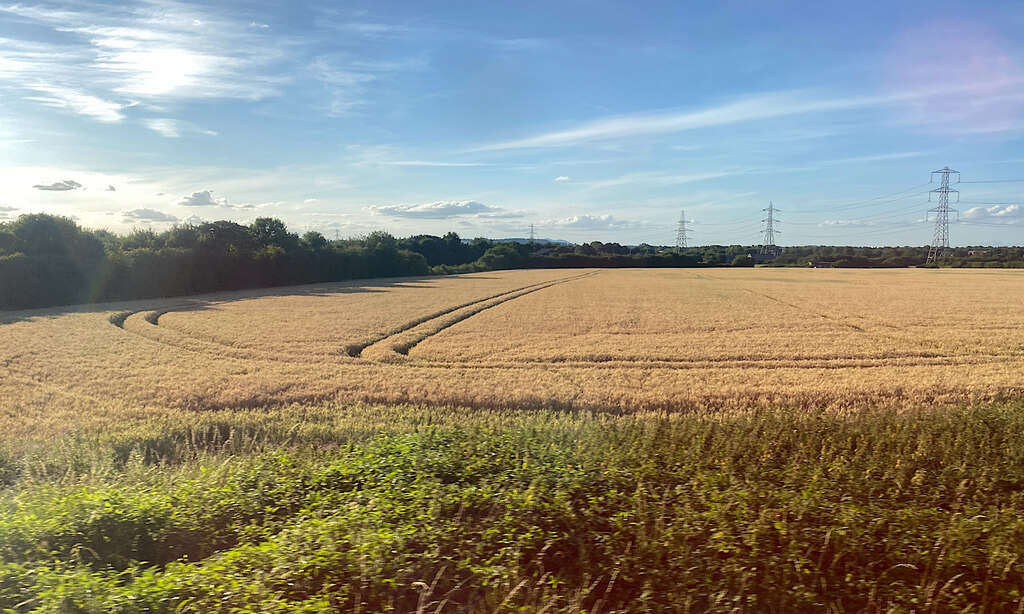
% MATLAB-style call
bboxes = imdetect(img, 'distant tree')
[0,214,105,308]
[250,217,298,251]
[301,231,328,250]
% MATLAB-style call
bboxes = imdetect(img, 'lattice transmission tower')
[528,223,536,244]
[926,166,960,264]
[760,202,781,256]
[675,210,692,251]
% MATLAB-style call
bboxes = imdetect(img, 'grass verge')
[2,402,1024,612]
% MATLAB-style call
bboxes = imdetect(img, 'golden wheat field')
[3,267,1024,439]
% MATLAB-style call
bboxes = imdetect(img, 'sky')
[2,1,1024,247]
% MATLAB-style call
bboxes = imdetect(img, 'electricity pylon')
[675,210,692,251]
[760,202,781,256]
[926,167,960,264]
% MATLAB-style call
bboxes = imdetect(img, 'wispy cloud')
[384,160,489,167]
[24,84,126,122]
[367,200,522,219]
[475,84,1024,151]
[585,171,732,191]
[554,176,571,182]
[817,151,927,166]
[0,0,288,123]
[144,118,217,138]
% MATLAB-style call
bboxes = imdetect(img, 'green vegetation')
[3,402,1024,612]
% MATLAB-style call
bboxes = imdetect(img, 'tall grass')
[3,401,1024,612]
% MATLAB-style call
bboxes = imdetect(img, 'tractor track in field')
[106,271,601,364]
[354,270,601,360]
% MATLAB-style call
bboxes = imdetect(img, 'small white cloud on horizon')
[367,200,523,219]
[177,189,231,207]
[963,204,1024,223]
[303,198,320,204]
[554,176,571,182]
[33,179,83,191]
[546,214,637,231]
[182,214,204,225]
[122,208,178,222]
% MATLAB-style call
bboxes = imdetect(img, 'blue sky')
[2,1,1024,246]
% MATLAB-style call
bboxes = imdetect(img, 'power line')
[957,220,1022,227]
[957,201,1021,205]
[787,182,931,213]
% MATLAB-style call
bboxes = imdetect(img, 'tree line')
[1,213,1021,310]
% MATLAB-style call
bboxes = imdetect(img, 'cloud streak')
[475,83,1024,151]
[144,118,217,138]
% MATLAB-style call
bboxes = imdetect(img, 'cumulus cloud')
[177,189,230,207]
[963,204,1024,223]
[303,198,320,204]
[554,176,571,182]
[122,208,179,222]
[33,179,83,191]
[0,205,17,220]
[367,200,523,219]
[547,214,637,231]
[182,214,204,225]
